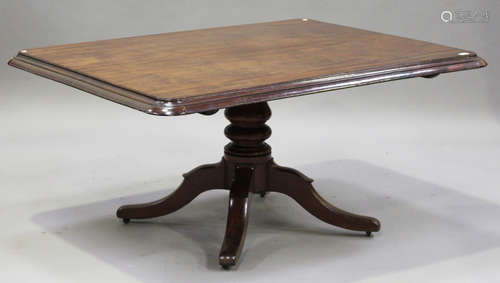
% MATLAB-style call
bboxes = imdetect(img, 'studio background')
[1,1,499,283]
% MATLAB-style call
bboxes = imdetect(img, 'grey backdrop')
[1,1,499,283]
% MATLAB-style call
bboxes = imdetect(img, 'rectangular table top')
[9,19,486,115]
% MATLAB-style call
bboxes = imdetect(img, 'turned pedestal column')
[117,102,380,269]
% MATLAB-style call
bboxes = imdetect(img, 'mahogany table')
[8,19,486,269]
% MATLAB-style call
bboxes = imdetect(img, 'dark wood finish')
[268,163,380,232]
[224,102,272,157]
[8,19,486,115]
[219,166,254,269]
[8,19,486,269]
[116,102,380,268]
[199,109,219,116]
[116,161,225,221]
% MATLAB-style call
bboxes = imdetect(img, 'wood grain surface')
[8,19,486,115]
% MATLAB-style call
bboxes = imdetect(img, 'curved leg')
[219,166,254,269]
[268,163,380,233]
[116,161,225,221]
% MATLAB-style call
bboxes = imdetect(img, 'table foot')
[116,161,225,220]
[268,162,381,233]
[219,166,253,269]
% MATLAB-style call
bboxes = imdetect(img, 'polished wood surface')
[269,163,380,233]
[8,19,486,115]
[117,102,380,269]
[116,161,225,221]
[8,19,487,269]
[219,166,254,269]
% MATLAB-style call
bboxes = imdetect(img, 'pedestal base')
[116,102,381,269]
